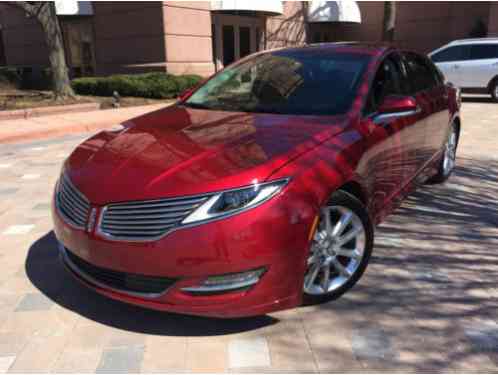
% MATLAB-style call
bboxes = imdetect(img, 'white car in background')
[429,38,498,102]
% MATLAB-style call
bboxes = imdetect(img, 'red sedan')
[52,43,460,318]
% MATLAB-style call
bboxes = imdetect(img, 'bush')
[0,67,21,87]
[71,72,203,99]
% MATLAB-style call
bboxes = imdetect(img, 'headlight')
[181,178,289,225]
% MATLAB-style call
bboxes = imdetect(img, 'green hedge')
[71,73,203,99]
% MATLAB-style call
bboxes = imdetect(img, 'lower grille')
[64,248,176,296]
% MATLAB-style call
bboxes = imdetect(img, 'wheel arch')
[337,180,368,206]
[487,75,498,93]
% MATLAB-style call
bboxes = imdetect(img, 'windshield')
[184,50,371,116]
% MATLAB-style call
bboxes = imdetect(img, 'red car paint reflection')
[52,43,460,317]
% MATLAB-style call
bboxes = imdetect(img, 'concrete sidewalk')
[0,103,170,144]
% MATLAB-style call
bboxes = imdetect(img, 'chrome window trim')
[96,178,290,243]
[58,242,172,299]
[372,106,422,124]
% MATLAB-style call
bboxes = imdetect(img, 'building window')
[239,26,251,58]
[222,25,235,66]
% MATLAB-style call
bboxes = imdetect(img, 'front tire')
[429,123,458,184]
[303,190,374,305]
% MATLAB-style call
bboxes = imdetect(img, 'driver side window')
[364,55,404,115]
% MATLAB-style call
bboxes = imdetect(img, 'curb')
[0,102,170,145]
[0,120,115,144]
[0,102,100,121]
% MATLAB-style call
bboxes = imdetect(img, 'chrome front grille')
[99,195,211,241]
[56,175,90,229]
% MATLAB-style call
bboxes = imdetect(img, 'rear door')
[403,52,449,172]
[430,45,470,87]
[458,43,498,88]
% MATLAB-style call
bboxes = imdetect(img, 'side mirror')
[374,95,420,124]
[178,88,194,102]
[378,95,419,114]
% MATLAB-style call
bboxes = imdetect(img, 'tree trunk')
[37,3,74,99]
[382,1,396,42]
[9,2,74,99]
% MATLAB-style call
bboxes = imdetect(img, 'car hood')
[66,105,350,204]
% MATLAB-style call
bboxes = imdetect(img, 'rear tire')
[491,80,498,103]
[429,122,458,184]
[303,190,373,305]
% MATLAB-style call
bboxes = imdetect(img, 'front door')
[360,53,419,218]
[212,14,265,71]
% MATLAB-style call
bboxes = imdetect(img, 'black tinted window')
[365,55,404,114]
[431,45,469,62]
[404,53,439,93]
[469,44,498,60]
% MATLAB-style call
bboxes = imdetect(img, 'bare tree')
[382,1,396,42]
[8,2,74,99]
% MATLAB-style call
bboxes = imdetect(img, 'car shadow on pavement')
[25,231,277,336]
[307,155,498,371]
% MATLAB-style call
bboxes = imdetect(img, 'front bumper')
[52,188,316,318]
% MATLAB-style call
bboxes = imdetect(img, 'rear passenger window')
[404,53,439,93]
[469,44,498,60]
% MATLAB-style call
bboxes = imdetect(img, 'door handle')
[453,64,460,69]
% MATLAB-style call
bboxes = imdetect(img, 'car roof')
[270,42,393,56]
[429,37,498,56]
[446,37,498,46]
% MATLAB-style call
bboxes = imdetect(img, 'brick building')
[1,1,498,78]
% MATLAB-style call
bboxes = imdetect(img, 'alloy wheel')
[304,205,366,295]
[443,127,457,176]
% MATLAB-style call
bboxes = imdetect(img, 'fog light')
[181,268,266,293]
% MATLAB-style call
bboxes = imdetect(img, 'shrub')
[71,72,203,99]
[0,67,21,87]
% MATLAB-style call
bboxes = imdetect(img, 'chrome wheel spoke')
[331,258,351,277]
[332,211,352,237]
[305,262,321,289]
[335,247,361,260]
[321,265,330,291]
[307,251,319,266]
[304,205,366,295]
[321,207,333,233]
[336,226,361,246]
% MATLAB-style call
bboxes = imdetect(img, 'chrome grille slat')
[108,198,207,210]
[104,208,192,217]
[61,189,88,210]
[59,201,87,222]
[62,177,89,204]
[56,175,90,229]
[103,218,180,225]
[104,213,189,220]
[99,194,212,241]
[101,223,175,230]
[59,191,88,217]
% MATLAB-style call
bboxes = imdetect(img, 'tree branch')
[6,1,46,19]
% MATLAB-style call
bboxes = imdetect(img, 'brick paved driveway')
[0,97,497,373]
